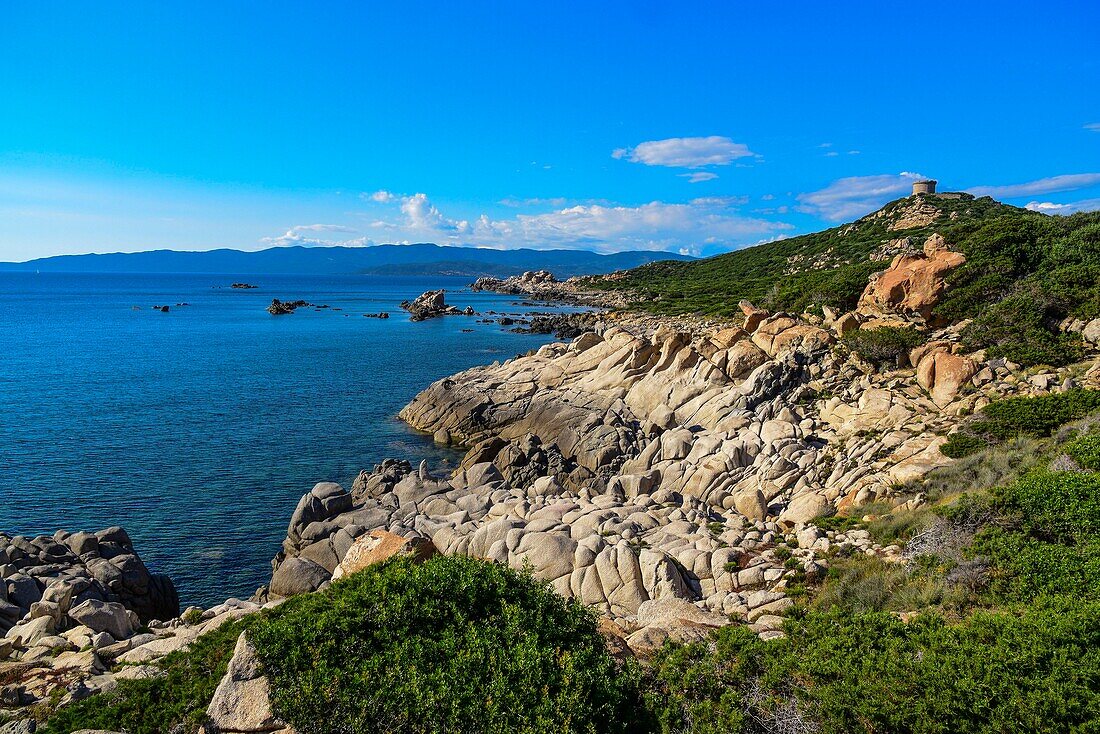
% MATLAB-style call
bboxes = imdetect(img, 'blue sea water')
[0,272,570,607]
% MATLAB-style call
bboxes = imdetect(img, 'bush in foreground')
[250,555,645,734]
[647,603,1100,734]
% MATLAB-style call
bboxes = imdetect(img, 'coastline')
[5,269,1100,720]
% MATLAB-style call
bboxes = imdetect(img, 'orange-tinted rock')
[332,530,437,580]
[916,349,977,406]
[857,234,965,322]
[739,300,770,333]
[833,312,860,336]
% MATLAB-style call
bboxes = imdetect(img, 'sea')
[0,272,575,607]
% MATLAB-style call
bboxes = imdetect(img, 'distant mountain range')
[0,243,693,278]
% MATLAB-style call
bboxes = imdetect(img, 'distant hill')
[0,243,693,279]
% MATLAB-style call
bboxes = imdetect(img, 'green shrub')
[940,432,985,458]
[995,469,1100,542]
[1065,432,1100,471]
[974,389,1100,439]
[959,292,1086,367]
[249,556,645,734]
[842,326,926,367]
[647,603,1100,734]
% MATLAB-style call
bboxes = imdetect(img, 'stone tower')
[912,179,937,195]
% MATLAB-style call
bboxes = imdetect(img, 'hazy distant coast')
[0,242,692,279]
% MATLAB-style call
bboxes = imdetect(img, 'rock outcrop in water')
[266,298,311,315]
[399,290,474,321]
[472,270,626,307]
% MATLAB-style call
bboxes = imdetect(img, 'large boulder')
[67,599,133,640]
[857,233,965,322]
[205,632,288,734]
[399,289,464,321]
[916,349,978,406]
[268,557,330,598]
[332,531,437,580]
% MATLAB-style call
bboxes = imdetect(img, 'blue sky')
[2,1,1098,261]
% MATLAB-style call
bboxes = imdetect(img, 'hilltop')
[0,242,693,279]
[588,191,1100,367]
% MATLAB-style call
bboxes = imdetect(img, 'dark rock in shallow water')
[510,312,601,339]
[231,282,258,289]
[267,298,311,315]
[399,289,472,321]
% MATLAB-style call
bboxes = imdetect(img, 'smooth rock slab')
[205,633,286,733]
[68,599,133,640]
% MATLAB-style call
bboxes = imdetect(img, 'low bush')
[1065,432,1100,471]
[939,432,985,458]
[974,389,1100,439]
[841,326,926,367]
[943,390,1100,458]
[995,468,1100,541]
[647,603,1100,734]
[250,555,645,734]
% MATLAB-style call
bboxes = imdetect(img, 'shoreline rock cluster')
[471,269,626,308]
[5,231,1099,726]
[0,528,179,710]
[258,232,1097,654]
[399,289,475,321]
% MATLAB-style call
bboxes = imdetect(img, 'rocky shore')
[0,528,179,712]
[5,231,1100,729]
[399,289,475,321]
[471,269,627,308]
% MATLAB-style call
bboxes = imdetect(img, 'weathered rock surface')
[857,233,965,322]
[203,632,289,734]
[0,528,182,712]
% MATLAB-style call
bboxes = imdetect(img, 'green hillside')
[588,193,1100,366]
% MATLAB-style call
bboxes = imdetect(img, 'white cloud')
[680,172,719,183]
[690,196,749,208]
[967,173,1100,199]
[400,192,468,233]
[1085,123,1100,132]
[847,150,861,155]
[824,151,839,158]
[499,196,574,208]
[261,223,370,248]
[796,172,925,221]
[360,191,790,254]
[613,136,755,168]
[1026,198,1100,215]
[363,190,395,203]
